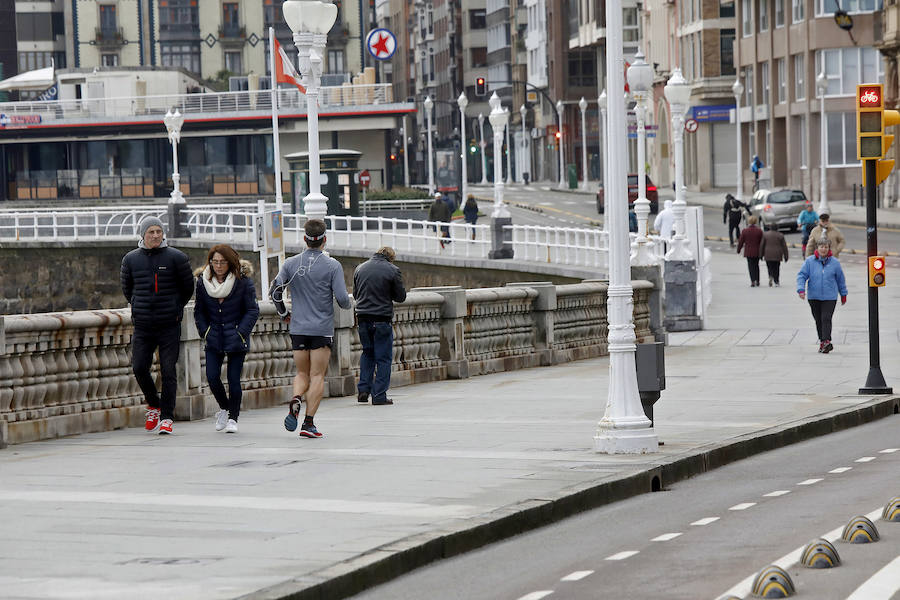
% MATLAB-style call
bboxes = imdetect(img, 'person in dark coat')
[736,215,764,287]
[463,196,479,239]
[193,244,259,434]
[353,246,407,405]
[120,216,194,435]
[759,224,789,287]
[428,192,452,248]
[723,193,749,247]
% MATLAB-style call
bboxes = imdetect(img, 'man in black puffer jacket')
[353,246,406,405]
[120,216,194,435]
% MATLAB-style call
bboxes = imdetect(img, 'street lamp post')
[664,68,693,261]
[478,113,488,185]
[488,92,512,259]
[283,0,337,220]
[817,72,829,215]
[505,118,513,184]
[458,92,469,203]
[627,51,655,266]
[556,99,565,188]
[520,104,528,183]
[163,108,185,204]
[598,90,608,232]
[424,95,435,196]
[579,97,589,190]
[401,118,410,188]
[732,79,744,203]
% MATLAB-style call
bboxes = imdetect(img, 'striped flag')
[274,37,306,94]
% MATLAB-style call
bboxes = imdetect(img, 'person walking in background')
[723,193,748,247]
[194,244,259,434]
[428,192,452,249]
[628,209,638,233]
[751,155,764,189]
[805,213,846,258]
[797,237,847,354]
[797,203,818,255]
[463,196,479,240]
[271,219,351,439]
[759,224,789,287]
[120,216,194,435]
[653,199,675,240]
[737,215,764,287]
[353,246,407,406]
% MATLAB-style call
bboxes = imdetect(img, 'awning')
[0,66,56,92]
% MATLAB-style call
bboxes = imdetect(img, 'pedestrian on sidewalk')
[271,219,351,438]
[193,244,259,434]
[736,215,764,286]
[759,224,789,286]
[804,213,845,258]
[797,237,847,354]
[353,246,407,406]
[120,216,194,435]
[463,196,479,240]
[797,203,818,255]
[723,193,749,247]
[428,192,452,249]
[653,199,675,239]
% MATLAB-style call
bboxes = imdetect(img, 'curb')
[239,396,900,600]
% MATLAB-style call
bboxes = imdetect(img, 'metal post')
[600,92,608,232]
[505,121,513,184]
[631,98,655,265]
[478,113,488,185]
[732,80,744,202]
[293,30,329,219]
[520,104,528,183]
[818,72,830,215]
[557,100,565,188]
[458,93,468,203]
[860,158,892,394]
[425,95,434,196]
[402,116,410,188]
[579,97,588,190]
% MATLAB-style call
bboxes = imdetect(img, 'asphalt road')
[352,414,900,600]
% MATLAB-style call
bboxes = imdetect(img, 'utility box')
[635,342,665,425]
[286,149,362,216]
[567,163,578,189]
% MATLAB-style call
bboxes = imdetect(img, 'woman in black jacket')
[194,244,259,434]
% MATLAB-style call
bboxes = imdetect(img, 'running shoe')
[284,397,302,432]
[158,419,174,435]
[214,409,228,431]
[299,422,323,438]
[145,408,160,432]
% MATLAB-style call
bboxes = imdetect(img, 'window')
[742,0,752,36]
[817,0,880,15]
[264,0,277,25]
[18,51,57,71]
[816,47,884,95]
[16,13,54,42]
[721,0,736,16]
[327,49,344,73]
[721,29,736,76]
[792,0,804,21]
[567,50,597,87]
[469,9,486,29]
[796,115,808,167]
[623,7,639,41]
[760,61,770,105]
[775,0,785,26]
[160,43,201,74]
[759,0,768,31]
[225,51,242,74]
[223,3,239,25]
[429,48,435,81]
[826,112,858,166]
[471,47,487,68]
[792,54,805,100]
[777,58,786,102]
[743,66,754,106]
[158,0,199,30]
[101,53,119,67]
[99,5,117,31]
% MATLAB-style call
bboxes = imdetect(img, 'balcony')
[94,27,125,47]
[218,24,246,40]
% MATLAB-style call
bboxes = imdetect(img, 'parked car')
[749,188,809,231]
[596,175,659,214]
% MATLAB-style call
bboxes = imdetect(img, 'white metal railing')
[0,207,166,241]
[0,84,395,124]
[360,198,433,212]
[505,224,608,268]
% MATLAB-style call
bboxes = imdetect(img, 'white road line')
[845,555,900,600]
[880,448,899,453]
[560,571,594,582]
[798,478,823,485]
[652,533,683,541]
[605,551,639,561]
[729,502,756,511]
[517,592,554,600]
[855,456,877,463]
[691,517,720,526]
[829,467,853,473]
[763,490,791,497]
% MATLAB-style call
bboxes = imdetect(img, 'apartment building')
[1,3,17,98]
[15,0,66,77]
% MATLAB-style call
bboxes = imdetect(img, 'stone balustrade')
[0,279,658,447]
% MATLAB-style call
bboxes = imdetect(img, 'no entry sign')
[359,170,371,188]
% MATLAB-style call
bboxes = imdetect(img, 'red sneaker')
[145,408,160,432]
[158,419,174,435]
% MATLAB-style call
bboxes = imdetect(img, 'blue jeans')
[205,350,246,420]
[357,320,394,402]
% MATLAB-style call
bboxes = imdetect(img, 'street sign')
[526,91,538,103]
[359,169,371,188]
[366,28,397,61]
[684,118,699,133]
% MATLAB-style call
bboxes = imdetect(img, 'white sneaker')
[215,409,228,431]
[225,419,238,433]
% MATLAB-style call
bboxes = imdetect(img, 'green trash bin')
[567,163,578,189]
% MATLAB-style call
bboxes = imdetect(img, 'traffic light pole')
[860,158,892,395]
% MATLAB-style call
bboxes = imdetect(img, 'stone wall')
[0,280,656,447]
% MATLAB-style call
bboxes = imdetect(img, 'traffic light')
[475,77,486,97]
[869,255,886,287]
[857,84,900,186]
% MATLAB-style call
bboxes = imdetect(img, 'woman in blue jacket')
[797,237,847,354]
[194,244,259,433]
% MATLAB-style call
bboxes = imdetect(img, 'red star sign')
[371,33,390,58]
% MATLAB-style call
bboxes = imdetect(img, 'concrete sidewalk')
[2,250,900,600]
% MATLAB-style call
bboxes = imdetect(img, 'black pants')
[809,299,837,341]
[765,260,781,284]
[205,350,246,421]
[746,257,760,284]
[132,324,181,421]
[728,217,742,245]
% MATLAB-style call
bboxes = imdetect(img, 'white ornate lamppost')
[817,72,829,215]
[664,68,693,261]
[424,95,435,196]
[556,99,565,188]
[283,1,337,220]
[457,92,469,202]
[505,116,513,184]
[732,79,744,203]
[627,50,655,266]
[520,104,528,183]
[598,90,608,231]
[163,108,185,204]
[478,112,488,185]
[401,119,410,188]
[488,92,510,218]
[579,97,589,190]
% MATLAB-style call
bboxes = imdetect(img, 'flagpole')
[269,27,284,215]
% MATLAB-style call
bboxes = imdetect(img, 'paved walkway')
[1,250,899,600]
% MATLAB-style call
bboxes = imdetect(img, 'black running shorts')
[291,334,333,350]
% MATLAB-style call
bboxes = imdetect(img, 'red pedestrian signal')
[475,77,486,96]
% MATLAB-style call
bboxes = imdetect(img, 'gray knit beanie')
[139,216,165,238]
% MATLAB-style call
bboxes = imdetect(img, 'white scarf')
[201,265,236,298]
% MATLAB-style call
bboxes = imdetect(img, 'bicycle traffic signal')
[475,77,486,96]
[869,255,886,287]
[857,84,900,186]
